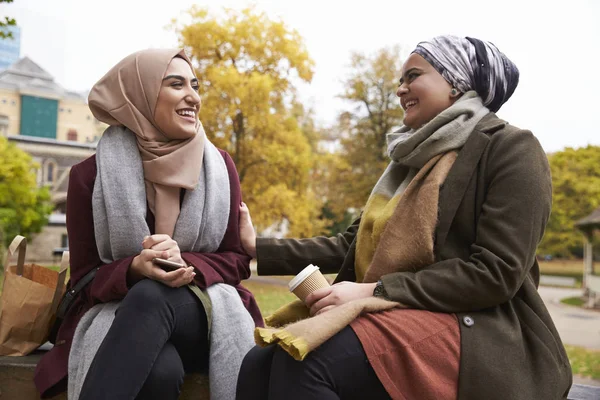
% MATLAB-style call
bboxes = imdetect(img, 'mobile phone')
[152,258,185,271]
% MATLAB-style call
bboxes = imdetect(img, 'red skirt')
[351,309,460,400]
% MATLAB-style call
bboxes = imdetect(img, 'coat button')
[463,316,475,327]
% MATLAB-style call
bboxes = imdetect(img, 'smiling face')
[154,56,201,139]
[397,53,457,129]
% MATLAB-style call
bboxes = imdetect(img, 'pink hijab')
[88,49,205,236]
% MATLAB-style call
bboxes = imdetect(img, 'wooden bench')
[0,351,209,399]
[568,383,600,400]
[1,352,598,399]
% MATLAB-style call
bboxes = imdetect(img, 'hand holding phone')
[152,258,186,271]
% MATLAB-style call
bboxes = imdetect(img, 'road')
[538,286,600,350]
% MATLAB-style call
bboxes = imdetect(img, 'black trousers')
[236,326,391,400]
[79,279,209,400]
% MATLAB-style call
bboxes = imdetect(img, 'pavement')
[537,286,600,387]
[538,286,600,351]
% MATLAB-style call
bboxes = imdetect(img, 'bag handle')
[5,235,27,276]
[50,251,69,314]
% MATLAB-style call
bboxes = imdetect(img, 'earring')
[450,88,458,96]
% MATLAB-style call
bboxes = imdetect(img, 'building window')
[46,163,54,182]
[32,157,43,185]
[44,159,58,185]
[55,201,67,214]
[20,95,58,139]
[67,129,78,141]
[0,115,8,136]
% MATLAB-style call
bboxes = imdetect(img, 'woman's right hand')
[129,235,196,287]
[239,202,257,259]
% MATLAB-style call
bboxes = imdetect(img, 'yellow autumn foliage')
[173,7,328,237]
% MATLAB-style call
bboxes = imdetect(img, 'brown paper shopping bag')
[0,235,68,356]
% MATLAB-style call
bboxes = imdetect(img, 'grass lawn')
[538,259,598,285]
[561,296,586,307]
[242,280,296,316]
[566,345,600,380]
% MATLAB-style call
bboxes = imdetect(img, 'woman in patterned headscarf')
[236,35,572,400]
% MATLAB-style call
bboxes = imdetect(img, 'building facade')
[0,56,104,143]
[0,57,104,263]
[6,135,97,262]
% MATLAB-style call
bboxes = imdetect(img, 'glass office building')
[0,26,21,70]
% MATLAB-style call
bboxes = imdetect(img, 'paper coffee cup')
[288,264,330,303]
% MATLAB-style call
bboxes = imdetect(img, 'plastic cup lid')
[288,264,320,291]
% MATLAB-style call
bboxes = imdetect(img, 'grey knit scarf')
[92,126,230,262]
[371,91,489,201]
[69,127,255,400]
[390,91,488,165]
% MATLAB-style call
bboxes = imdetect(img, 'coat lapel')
[434,114,505,257]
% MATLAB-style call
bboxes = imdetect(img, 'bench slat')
[567,384,600,400]
[2,354,599,399]
[0,353,209,399]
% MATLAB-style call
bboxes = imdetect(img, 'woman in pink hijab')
[34,49,262,400]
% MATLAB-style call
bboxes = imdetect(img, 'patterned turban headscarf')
[412,35,519,112]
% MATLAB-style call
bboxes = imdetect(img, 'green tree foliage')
[174,7,329,237]
[0,137,53,266]
[298,108,356,236]
[325,46,405,224]
[538,146,600,258]
[0,0,16,40]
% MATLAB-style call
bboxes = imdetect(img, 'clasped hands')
[129,234,196,287]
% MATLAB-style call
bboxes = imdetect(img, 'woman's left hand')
[143,234,185,265]
[305,281,378,316]
[139,234,196,288]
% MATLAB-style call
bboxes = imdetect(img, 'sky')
[3,0,600,152]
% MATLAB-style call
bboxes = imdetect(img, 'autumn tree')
[325,46,405,222]
[0,137,53,268]
[294,104,356,236]
[174,7,328,237]
[538,146,600,258]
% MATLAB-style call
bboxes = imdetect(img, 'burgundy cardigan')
[34,149,263,398]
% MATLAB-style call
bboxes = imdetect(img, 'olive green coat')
[256,114,572,400]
